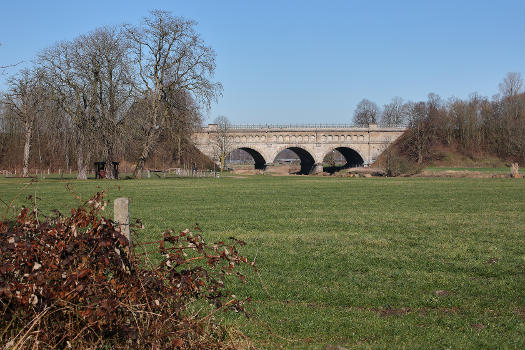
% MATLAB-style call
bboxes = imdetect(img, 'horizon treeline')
[1,12,524,177]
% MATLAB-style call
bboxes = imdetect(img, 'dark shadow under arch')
[274,147,315,174]
[323,147,364,173]
[231,147,267,170]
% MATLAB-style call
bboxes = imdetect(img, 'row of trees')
[0,10,220,178]
[353,73,525,164]
[353,96,413,127]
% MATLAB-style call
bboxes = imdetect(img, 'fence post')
[114,197,130,244]
[510,163,520,178]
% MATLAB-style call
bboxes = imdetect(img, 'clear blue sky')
[1,0,523,124]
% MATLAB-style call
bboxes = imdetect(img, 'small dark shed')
[94,162,120,179]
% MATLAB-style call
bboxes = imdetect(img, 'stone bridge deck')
[193,124,406,174]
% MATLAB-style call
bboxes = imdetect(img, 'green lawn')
[1,175,524,349]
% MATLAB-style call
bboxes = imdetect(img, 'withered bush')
[0,192,253,349]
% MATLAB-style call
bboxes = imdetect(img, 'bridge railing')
[228,124,360,129]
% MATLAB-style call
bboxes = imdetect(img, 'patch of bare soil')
[370,307,411,316]
[331,167,386,177]
[325,345,350,350]
[308,166,386,177]
[471,323,487,330]
[231,168,264,175]
[435,289,452,296]
[263,165,301,176]
[486,257,499,264]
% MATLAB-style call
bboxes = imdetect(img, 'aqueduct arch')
[232,147,267,170]
[272,146,316,174]
[327,147,364,167]
[321,147,365,173]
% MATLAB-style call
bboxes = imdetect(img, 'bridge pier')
[311,163,324,175]
[263,163,274,173]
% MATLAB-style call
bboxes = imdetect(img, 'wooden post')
[510,163,520,178]
[114,197,130,243]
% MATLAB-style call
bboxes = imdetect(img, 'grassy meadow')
[1,174,524,349]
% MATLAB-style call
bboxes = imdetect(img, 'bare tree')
[381,97,408,127]
[77,27,134,178]
[3,69,46,177]
[39,41,97,179]
[353,98,379,126]
[212,115,233,172]
[324,151,337,168]
[449,94,483,152]
[404,101,430,164]
[164,90,202,167]
[38,27,133,179]
[125,10,222,178]
[499,72,523,97]
[498,73,524,161]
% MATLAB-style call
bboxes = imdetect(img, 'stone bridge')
[193,124,406,174]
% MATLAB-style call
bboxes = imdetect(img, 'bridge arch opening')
[323,147,364,173]
[228,148,267,170]
[274,147,315,174]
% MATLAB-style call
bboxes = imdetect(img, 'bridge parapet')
[201,123,405,132]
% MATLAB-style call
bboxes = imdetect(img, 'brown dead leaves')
[0,191,254,349]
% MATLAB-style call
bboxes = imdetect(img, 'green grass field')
[1,175,524,349]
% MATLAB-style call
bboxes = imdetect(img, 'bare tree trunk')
[65,148,70,171]
[77,150,88,179]
[22,118,33,178]
[103,138,115,179]
[177,134,182,167]
[133,155,146,179]
[133,127,156,179]
[76,133,88,180]
[132,98,161,179]
[220,153,225,173]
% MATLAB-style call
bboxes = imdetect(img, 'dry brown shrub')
[0,191,254,349]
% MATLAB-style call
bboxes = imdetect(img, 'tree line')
[352,72,525,164]
[0,10,220,178]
